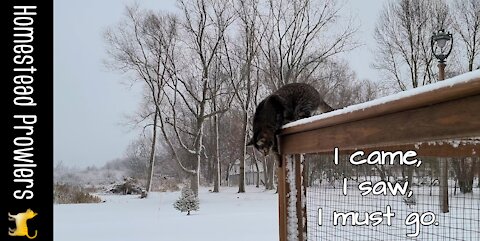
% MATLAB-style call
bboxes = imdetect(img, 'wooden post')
[438,62,446,81]
[277,154,288,241]
[294,154,307,241]
[439,157,449,213]
[437,67,449,213]
[278,154,307,241]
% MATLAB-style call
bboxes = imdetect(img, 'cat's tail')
[27,230,37,239]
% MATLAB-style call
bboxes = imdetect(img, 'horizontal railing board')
[333,142,479,157]
[278,94,480,155]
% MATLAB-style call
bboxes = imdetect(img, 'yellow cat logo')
[8,209,38,239]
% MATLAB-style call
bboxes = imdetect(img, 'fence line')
[276,72,480,241]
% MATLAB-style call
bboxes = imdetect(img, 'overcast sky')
[54,0,385,168]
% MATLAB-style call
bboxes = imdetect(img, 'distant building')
[228,157,264,186]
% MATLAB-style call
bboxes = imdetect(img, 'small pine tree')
[173,188,199,215]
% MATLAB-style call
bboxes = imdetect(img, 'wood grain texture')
[294,155,306,241]
[335,142,480,157]
[279,95,480,155]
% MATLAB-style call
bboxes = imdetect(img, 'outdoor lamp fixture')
[431,29,453,81]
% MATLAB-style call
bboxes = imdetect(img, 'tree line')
[104,0,480,196]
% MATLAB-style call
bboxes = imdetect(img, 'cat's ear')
[246,138,255,146]
[269,94,287,110]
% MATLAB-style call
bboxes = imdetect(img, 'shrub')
[105,177,144,195]
[54,183,102,204]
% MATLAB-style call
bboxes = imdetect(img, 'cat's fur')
[247,83,333,155]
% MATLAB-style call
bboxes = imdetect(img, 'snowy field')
[54,187,279,241]
[54,184,479,241]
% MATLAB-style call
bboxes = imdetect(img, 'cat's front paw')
[296,110,311,119]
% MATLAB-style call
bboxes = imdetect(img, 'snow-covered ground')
[54,184,479,241]
[54,186,279,241]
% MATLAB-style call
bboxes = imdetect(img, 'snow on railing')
[283,69,480,130]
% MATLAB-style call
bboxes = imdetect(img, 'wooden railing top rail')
[278,70,480,156]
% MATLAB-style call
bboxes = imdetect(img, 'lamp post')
[431,29,453,214]
[431,29,453,81]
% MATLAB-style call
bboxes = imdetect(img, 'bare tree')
[105,2,234,196]
[452,0,480,71]
[155,0,234,195]
[104,5,178,196]
[314,59,377,108]
[374,0,450,90]
[207,54,234,192]
[258,0,357,90]
[106,1,364,195]
[222,0,263,193]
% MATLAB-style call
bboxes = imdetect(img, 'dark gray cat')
[247,83,333,155]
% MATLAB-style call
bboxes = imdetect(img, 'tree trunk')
[266,156,275,190]
[206,154,213,184]
[253,153,260,188]
[453,158,476,194]
[225,162,231,187]
[263,157,268,188]
[191,121,204,197]
[145,108,158,196]
[191,170,200,197]
[406,165,414,192]
[213,113,220,192]
[238,111,248,193]
[439,157,449,213]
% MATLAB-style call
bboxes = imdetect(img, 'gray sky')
[54,0,385,168]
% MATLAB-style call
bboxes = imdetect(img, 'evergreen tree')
[173,188,199,215]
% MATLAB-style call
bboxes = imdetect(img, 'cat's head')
[247,130,275,156]
[25,209,37,218]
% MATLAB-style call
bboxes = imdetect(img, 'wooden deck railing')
[275,72,480,241]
